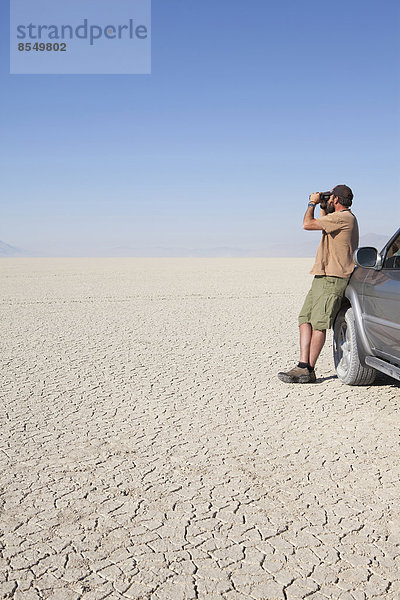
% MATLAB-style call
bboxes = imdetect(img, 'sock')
[297,362,308,369]
[298,362,314,372]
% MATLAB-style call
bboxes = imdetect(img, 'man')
[278,184,359,383]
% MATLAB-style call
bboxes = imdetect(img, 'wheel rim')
[335,321,351,376]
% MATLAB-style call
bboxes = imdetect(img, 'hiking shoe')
[278,365,316,383]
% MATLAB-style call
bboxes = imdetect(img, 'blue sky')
[1,0,399,255]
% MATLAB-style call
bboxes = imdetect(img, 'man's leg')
[278,324,325,383]
[299,324,326,367]
[299,323,312,364]
[309,329,326,368]
[278,279,318,383]
[278,323,316,383]
[278,275,344,383]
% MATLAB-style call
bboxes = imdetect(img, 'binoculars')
[319,191,331,210]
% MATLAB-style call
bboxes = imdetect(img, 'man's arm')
[303,192,324,231]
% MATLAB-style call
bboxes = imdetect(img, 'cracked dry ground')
[1,258,400,600]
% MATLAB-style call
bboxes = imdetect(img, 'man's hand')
[309,192,320,204]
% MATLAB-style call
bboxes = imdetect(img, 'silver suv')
[333,228,400,385]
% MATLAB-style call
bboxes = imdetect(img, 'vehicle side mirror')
[354,247,382,269]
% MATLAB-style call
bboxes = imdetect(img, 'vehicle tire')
[333,307,376,385]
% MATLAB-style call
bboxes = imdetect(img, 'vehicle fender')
[344,284,373,365]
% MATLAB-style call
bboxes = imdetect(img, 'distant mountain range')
[0,241,27,257]
[264,233,391,258]
[0,233,391,258]
[359,233,392,251]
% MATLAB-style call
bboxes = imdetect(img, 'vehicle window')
[384,232,400,269]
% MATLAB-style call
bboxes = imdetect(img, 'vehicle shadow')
[316,375,337,383]
[371,372,400,387]
[317,373,400,387]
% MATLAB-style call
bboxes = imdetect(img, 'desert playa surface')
[1,258,400,600]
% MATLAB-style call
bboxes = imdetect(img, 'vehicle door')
[362,231,400,364]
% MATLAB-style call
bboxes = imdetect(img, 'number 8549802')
[18,42,67,51]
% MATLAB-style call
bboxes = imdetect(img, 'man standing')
[278,184,359,383]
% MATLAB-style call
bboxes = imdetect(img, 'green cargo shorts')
[298,275,349,331]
